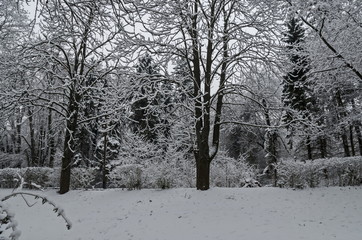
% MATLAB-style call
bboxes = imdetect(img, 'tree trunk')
[306,135,313,160]
[102,132,108,189]
[59,129,73,194]
[334,90,350,157]
[39,122,46,166]
[354,124,362,155]
[263,99,278,165]
[341,129,351,157]
[16,113,22,154]
[27,107,37,166]
[48,108,56,168]
[319,137,327,158]
[349,125,355,156]
[59,95,80,194]
[196,155,210,190]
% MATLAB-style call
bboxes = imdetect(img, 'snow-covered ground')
[1,187,362,240]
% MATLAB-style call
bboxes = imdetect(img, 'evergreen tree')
[173,59,193,103]
[75,73,100,167]
[282,17,315,159]
[131,53,171,142]
[131,54,159,141]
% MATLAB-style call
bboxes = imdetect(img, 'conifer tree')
[131,53,159,142]
[282,17,315,159]
[131,53,173,142]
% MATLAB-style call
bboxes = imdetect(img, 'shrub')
[70,168,97,189]
[0,167,97,190]
[276,156,362,188]
[210,154,259,188]
[22,167,54,188]
[109,164,143,190]
[0,168,19,189]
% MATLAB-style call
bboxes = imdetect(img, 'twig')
[2,192,72,230]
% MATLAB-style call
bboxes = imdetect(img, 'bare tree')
[24,0,133,194]
[130,0,284,190]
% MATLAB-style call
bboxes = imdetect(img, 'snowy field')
[1,187,362,240]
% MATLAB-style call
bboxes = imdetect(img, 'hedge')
[275,156,362,188]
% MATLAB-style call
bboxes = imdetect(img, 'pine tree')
[282,17,315,159]
[131,53,165,142]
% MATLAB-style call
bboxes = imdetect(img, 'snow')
[1,187,362,240]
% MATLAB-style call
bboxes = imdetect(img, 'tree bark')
[349,125,355,156]
[341,130,351,157]
[102,132,108,189]
[27,107,37,166]
[48,108,56,168]
[306,135,313,160]
[196,155,210,190]
[15,111,22,154]
[354,124,362,156]
[319,137,327,159]
[59,93,80,194]
[39,122,46,166]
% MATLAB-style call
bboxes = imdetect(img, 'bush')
[0,167,97,190]
[70,168,97,189]
[22,167,54,188]
[109,164,143,190]
[0,168,19,188]
[276,156,362,188]
[145,162,175,189]
[210,154,259,188]
[0,168,54,189]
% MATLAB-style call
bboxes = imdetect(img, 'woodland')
[1,0,362,194]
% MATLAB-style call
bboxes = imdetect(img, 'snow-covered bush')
[142,151,195,189]
[276,156,362,188]
[109,164,143,190]
[276,161,306,188]
[22,167,53,188]
[0,167,97,190]
[145,162,175,189]
[49,167,97,189]
[70,168,97,189]
[0,152,25,169]
[0,168,54,189]
[0,168,19,189]
[210,153,259,188]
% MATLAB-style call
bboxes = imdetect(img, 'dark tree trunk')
[28,107,38,166]
[59,94,80,194]
[341,130,351,157]
[354,124,362,156]
[349,125,355,156]
[334,90,350,157]
[306,135,313,160]
[102,132,108,189]
[48,108,56,168]
[351,99,362,156]
[319,137,327,158]
[263,99,278,165]
[39,123,46,166]
[196,155,210,190]
[16,113,22,154]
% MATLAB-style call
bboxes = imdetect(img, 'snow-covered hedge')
[0,167,97,189]
[276,156,362,188]
[0,167,54,189]
[0,156,260,190]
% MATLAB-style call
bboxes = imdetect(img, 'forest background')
[1,0,362,193]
